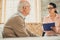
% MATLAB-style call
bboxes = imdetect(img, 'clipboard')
[43,23,55,31]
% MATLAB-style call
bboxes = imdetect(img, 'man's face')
[22,4,30,16]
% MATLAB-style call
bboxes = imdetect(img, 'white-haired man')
[3,1,36,38]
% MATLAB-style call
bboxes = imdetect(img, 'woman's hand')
[51,26,60,34]
[45,26,57,36]
[51,26,56,33]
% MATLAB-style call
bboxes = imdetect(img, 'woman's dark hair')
[49,2,58,13]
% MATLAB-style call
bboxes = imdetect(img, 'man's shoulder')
[11,14,22,19]
[7,14,20,21]
[12,14,19,18]
[6,13,24,23]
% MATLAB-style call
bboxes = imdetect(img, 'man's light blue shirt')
[17,12,25,19]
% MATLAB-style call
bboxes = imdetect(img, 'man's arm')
[2,17,17,38]
[3,27,16,38]
[26,28,37,37]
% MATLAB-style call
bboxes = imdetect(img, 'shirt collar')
[17,12,25,19]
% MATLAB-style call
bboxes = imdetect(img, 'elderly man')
[3,1,36,38]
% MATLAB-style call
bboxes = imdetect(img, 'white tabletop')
[0,36,59,40]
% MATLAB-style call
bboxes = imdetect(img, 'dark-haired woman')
[43,2,60,36]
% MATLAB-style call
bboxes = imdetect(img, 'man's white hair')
[18,1,30,12]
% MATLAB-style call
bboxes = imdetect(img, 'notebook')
[43,23,55,31]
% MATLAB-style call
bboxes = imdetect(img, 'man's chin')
[24,14,29,16]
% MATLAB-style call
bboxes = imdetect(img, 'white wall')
[6,0,19,22]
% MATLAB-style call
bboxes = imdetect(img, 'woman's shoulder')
[56,14,60,18]
[58,14,60,16]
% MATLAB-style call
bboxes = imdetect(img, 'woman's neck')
[50,13,56,18]
[49,13,56,21]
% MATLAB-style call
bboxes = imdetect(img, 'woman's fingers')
[51,26,56,32]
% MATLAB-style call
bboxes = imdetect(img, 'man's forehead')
[19,1,30,6]
[24,3,30,7]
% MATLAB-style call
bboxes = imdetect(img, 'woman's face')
[48,5,56,14]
